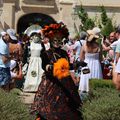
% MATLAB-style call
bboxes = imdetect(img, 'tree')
[101,18,114,36]
[77,5,95,31]
[100,6,115,36]
[76,4,115,36]
[100,6,109,26]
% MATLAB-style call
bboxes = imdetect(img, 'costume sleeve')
[40,51,50,71]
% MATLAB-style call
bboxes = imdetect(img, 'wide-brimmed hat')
[92,27,101,35]
[6,29,17,40]
[87,30,99,42]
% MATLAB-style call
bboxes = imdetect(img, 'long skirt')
[31,73,83,120]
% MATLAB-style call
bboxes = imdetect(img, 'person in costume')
[23,32,44,92]
[31,23,83,120]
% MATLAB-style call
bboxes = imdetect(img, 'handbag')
[81,66,90,74]
[73,59,87,69]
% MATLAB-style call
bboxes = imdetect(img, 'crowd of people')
[0,22,120,120]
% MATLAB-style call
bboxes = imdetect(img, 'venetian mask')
[52,39,63,48]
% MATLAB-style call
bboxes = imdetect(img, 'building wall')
[0,0,120,33]
[1,0,60,31]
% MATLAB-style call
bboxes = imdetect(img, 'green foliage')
[89,79,115,89]
[82,79,120,120]
[0,89,33,120]
[76,4,115,36]
[77,5,88,24]
[100,6,108,26]
[100,6,115,36]
[77,5,95,31]
[101,18,115,36]
[84,19,95,30]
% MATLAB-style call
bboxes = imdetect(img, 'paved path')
[20,92,35,104]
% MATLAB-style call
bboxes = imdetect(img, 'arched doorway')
[17,13,56,34]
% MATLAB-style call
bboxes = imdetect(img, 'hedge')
[0,88,33,120]
[83,79,120,120]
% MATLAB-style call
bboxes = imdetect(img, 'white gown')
[23,41,44,92]
[79,52,103,92]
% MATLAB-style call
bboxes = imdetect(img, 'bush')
[82,79,120,120]
[0,88,33,120]
[89,79,115,89]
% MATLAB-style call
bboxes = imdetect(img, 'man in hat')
[7,29,23,61]
[0,29,17,90]
[6,29,17,41]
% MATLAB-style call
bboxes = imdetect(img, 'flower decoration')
[53,58,70,80]
[42,22,69,41]
[31,71,37,77]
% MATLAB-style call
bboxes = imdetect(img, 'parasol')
[24,24,42,36]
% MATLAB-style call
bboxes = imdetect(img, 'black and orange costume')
[31,23,83,120]
[31,47,83,120]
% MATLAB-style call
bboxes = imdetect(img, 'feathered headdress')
[41,22,69,41]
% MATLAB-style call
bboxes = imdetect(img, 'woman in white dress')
[23,33,44,92]
[79,30,103,93]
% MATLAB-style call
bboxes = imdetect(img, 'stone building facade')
[0,0,120,33]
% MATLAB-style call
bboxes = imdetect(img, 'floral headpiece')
[41,22,69,41]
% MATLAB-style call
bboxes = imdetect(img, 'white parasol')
[24,24,42,37]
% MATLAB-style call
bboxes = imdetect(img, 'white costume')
[23,41,44,92]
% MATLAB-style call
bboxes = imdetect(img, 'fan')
[24,24,42,36]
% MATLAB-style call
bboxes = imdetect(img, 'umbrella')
[24,24,42,36]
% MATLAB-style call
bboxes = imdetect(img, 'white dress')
[23,41,44,92]
[79,52,103,92]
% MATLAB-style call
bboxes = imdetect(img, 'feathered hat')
[41,22,69,42]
